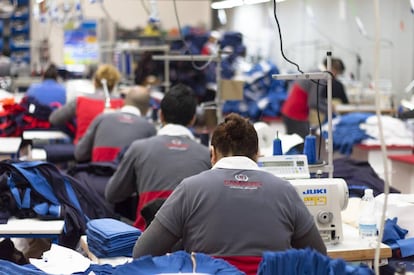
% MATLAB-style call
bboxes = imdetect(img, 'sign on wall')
[63,20,98,73]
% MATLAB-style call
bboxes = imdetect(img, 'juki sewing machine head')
[289,178,349,245]
[258,155,349,244]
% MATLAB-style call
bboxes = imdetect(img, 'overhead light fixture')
[211,0,243,10]
[244,0,270,4]
[355,16,367,37]
[211,0,284,10]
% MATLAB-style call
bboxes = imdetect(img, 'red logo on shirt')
[224,174,262,190]
[165,139,189,151]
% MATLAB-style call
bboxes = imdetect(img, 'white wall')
[31,0,212,67]
[224,0,414,101]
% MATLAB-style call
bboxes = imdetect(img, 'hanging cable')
[140,0,150,15]
[272,0,303,73]
[172,0,217,71]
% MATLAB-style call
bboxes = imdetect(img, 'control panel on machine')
[257,155,310,179]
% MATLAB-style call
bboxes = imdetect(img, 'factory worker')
[74,85,157,163]
[321,57,349,105]
[132,113,326,275]
[281,57,348,153]
[105,83,211,230]
[49,64,123,143]
[25,63,66,106]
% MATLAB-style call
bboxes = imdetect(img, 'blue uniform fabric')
[0,160,117,249]
[324,112,373,155]
[382,217,414,258]
[0,260,47,275]
[87,218,141,258]
[257,248,374,275]
[222,60,287,120]
[113,250,244,275]
[26,80,66,106]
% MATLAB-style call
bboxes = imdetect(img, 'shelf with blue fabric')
[10,21,29,35]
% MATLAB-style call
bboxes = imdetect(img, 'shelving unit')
[0,0,31,76]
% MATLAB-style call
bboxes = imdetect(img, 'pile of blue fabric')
[222,60,287,120]
[257,248,374,275]
[86,218,141,258]
[323,112,373,155]
[112,250,244,275]
[383,217,414,258]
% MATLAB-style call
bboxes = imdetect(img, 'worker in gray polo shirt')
[132,113,326,275]
[74,85,157,163]
[105,83,211,230]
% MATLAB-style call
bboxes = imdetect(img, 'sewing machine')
[289,178,349,245]
[257,155,348,245]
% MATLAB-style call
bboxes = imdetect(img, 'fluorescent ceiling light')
[211,0,284,10]
[211,0,243,10]
[244,0,270,4]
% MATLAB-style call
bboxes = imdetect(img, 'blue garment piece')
[397,238,414,258]
[382,217,408,245]
[87,218,141,240]
[257,248,373,275]
[0,260,47,275]
[86,218,141,257]
[112,251,244,275]
[26,80,66,106]
[324,112,373,155]
[86,231,139,247]
[0,160,114,249]
[88,243,135,258]
[9,161,61,205]
[75,264,115,275]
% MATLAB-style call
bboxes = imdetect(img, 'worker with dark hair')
[105,83,211,230]
[322,57,349,104]
[26,63,66,106]
[132,113,326,275]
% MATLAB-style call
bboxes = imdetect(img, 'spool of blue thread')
[303,134,316,164]
[273,132,283,155]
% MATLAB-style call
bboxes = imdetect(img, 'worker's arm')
[291,223,327,255]
[74,115,103,162]
[132,218,180,258]
[105,145,137,203]
[49,99,77,126]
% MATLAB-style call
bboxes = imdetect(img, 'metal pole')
[272,52,334,177]
[326,52,333,178]
[215,52,222,124]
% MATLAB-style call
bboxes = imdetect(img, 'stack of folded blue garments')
[86,218,142,258]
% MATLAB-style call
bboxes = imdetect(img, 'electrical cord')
[272,0,332,88]
[272,0,303,73]
[172,0,217,72]
[140,0,150,15]
[273,0,335,165]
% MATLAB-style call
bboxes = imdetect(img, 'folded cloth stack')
[86,218,142,258]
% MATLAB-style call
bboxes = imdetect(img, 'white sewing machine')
[258,155,349,245]
[289,178,349,245]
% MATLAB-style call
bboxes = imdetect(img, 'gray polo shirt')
[155,156,316,257]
